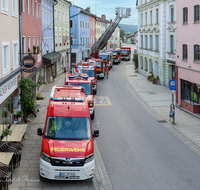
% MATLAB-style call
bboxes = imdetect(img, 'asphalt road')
[93,60,200,190]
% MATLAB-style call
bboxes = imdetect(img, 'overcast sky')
[71,0,138,25]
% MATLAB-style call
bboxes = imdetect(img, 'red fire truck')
[76,61,97,95]
[37,85,99,180]
[120,47,131,61]
[65,70,95,119]
[112,48,121,64]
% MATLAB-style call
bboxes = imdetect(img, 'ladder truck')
[89,7,131,59]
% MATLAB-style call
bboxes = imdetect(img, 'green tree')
[120,29,125,37]
[18,77,37,122]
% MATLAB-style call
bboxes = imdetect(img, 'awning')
[42,52,61,65]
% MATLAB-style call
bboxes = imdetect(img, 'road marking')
[94,96,112,106]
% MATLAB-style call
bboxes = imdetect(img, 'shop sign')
[22,56,35,68]
[23,67,37,73]
[0,73,21,104]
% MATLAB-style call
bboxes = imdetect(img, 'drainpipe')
[53,0,58,52]
[19,0,23,77]
[69,3,71,69]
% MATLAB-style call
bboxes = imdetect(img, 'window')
[83,21,84,29]
[156,9,159,24]
[66,13,69,24]
[49,38,51,50]
[80,20,82,28]
[194,5,200,22]
[141,13,143,26]
[181,80,200,106]
[21,0,25,13]
[145,59,147,71]
[145,35,148,49]
[170,7,174,22]
[63,12,65,23]
[183,45,188,60]
[150,35,153,50]
[155,35,159,51]
[70,20,73,28]
[37,36,39,46]
[59,10,61,22]
[48,12,50,25]
[55,35,58,44]
[12,0,18,16]
[36,1,38,18]
[32,0,34,16]
[88,22,89,29]
[54,9,57,21]
[150,11,152,25]
[52,37,53,50]
[140,57,143,69]
[27,0,30,15]
[2,42,10,75]
[80,37,82,45]
[45,11,47,25]
[140,35,143,48]
[170,35,174,53]
[145,12,147,25]
[59,35,62,45]
[1,0,8,14]
[42,9,44,24]
[183,7,188,23]
[33,36,35,47]
[194,45,200,61]
[28,37,31,51]
[39,4,41,18]
[13,41,18,68]
[22,37,26,58]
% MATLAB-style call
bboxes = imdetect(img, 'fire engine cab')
[120,47,131,61]
[99,52,113,70]
[75,61,97,95]
[37,85,99,180]
[65,70,95,119]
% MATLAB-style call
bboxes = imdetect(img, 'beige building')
[0,0,22,124]
[95,17,101,43]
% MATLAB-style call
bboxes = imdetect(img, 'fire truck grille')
[51,158,85,167]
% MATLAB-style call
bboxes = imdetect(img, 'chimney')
[85,7,90,12]
[101,14,106,20]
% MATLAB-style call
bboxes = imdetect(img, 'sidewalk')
[125,62,200,148]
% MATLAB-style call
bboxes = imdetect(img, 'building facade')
[176,0,200,113]
[0,0,22,125]
[95,17,101,43]
[41,0,61,84]
[136,0,176,86]
[70,5,91,65]
[54,0,71,75]
[90,13,96,48]
[21,0,43,91]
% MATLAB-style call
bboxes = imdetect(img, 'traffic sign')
[169,80,176,91]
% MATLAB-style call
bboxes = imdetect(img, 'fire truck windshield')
[112,51,117,55]
[121,50,128,54]
[96,61,102,68]
[82,70,95,77]
[45,117,91,140]
[100,55,108,60]
[68,82,91,95]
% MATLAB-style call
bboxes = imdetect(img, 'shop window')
[181,80,200,105]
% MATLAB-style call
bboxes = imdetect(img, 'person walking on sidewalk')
[106,63,109,78]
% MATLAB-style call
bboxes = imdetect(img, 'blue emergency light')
[77,66,81,69]
[69,76,75,79]
[90,66,94,69]
[70,70,72,73]
[82,76,88,79]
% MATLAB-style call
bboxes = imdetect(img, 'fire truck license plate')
[59,172,75,177]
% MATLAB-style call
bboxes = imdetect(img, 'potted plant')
[33,45,36,55]
[64,42,66,45]
[28,47,32,56]
[152,76,159,84]
[147,72,154,82]
[2,128,12,138]
[56,43,58,47]
[37,46,40,54]
[60,43,62,46]
[17,110,23,118]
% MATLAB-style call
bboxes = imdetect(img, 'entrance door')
[154,61,158,78]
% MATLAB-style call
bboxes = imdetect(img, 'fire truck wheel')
[91,110,95,120]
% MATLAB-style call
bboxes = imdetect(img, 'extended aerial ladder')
[89,7,131,58]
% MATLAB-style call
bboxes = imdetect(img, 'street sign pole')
[169,80,176,124]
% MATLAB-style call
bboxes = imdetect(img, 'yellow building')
[95,17,101,43]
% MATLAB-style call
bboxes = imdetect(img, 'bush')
[1,111,8,118]
[133,54,138,70]
[2,128,12,137]
[147,75,151,81]
[152,77,156,84]
[17,110,23,118]
[18,77,37,122]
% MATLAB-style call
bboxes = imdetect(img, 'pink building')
[90,14,95,48]
[176,0,200,113]
[21,0,42,80]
